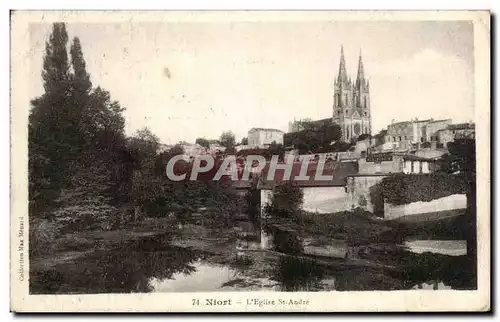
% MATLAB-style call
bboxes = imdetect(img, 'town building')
[287,118,330,134]
[247,128,284,147]
[286,46,372,143]
[345,150,443,214]
[332,46,372,142]
[179,142,207,159]
[156,143,172,154]
[434,122,475,147]
[424,119,453,142]
[374,118,453,152]
[208,143,226,154]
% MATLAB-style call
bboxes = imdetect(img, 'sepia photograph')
[10,10,490,312]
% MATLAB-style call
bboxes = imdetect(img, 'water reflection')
[30,234,204,294]
[149,260,277,292]
[271,256,329,292]
[30,232,476,294]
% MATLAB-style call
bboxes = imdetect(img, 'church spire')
[356,49,365,87]
[337,45,348,84]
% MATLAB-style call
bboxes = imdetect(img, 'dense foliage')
[29,23,129,216]
[263,182,305,254]
[219,131,236,153]
[369,138,475,211]
[284,120,342,153]
[29,24,243,258]
[370,172,469,208]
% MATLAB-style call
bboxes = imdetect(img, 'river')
[29,223,475,294]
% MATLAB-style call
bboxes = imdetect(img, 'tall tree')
[268,141,285,160]
[68,36,95,167]
[195,138,210,149]
[29,23,73,210]
[220,131,236,153]
[70,37,92,95]
[441,138,476,287]
[29,23,129,214]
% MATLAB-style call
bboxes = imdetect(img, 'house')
[346,151,443,213]
[381,118,452,151]
[247,128,284,147]
[434,123,475,147]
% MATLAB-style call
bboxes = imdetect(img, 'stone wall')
[345,175,387,212]
[384,194,467,220]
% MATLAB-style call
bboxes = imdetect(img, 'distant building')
[247,128,284,147]
[179,142,207,158]
[359,152,441,175]
[287,119,304,133]
[381,118,452,151]
[424,119,452,142]
[287,46,373,143]
[208,143,226,154]
[434,123,475,147]
[235,145,252,152]
[346,151,442,213]
[156,143,172,154]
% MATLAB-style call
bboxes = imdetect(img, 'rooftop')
[248,128,284,133]
[258,160,358,189]
[428,118,452,124]
[448,123,475,130]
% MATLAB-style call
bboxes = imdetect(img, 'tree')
[241,137,248,145]
[29,23,130,219]
[268,141,285,160]
[443,138,476,280]
[29,23,73,210]
[195,138,210,149]
[220,131,236,153]
[70,37,92,95]
[263,182,305,254]
[128,127,160,162]
[289,120,342,153]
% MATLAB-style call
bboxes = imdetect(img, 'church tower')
[332,46,372,142]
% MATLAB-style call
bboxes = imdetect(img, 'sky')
[28,20,474,144]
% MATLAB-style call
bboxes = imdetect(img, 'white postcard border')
[10,10,490,312]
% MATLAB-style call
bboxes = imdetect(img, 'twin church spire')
[333,45,372,142]
[336,45,367,89]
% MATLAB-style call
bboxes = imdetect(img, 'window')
[345,109,349,115]
[364,112,367,116]
[420,137,424,143]
[411,161,414,173]
[399,136,402,141]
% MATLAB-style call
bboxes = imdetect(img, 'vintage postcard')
[10,10,490,312]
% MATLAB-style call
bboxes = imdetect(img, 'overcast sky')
[29,20,474,144]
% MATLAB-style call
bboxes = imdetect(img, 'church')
[287,46,372,143]
[332,45,372,142]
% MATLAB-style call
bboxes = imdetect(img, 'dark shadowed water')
[30,231,476,294]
